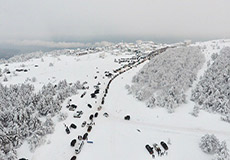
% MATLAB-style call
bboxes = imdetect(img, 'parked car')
[70,156,76,160]
[74,111,83,118]
[80,91,86,98]
[88,104,92,108]
[70,123,77,129]
[81,121,86,127]
[87,126,92,132]
[83,133,88,140]
[70,139,77,147]
[73,113,81,118]
[69,104,77,111]
[160,141,168,150]
[78,135,83,140]
[145,144,154,155]
[75,141,84,154]
[124,115,130,120]
[97,106,102,111]
[103,112,109,117]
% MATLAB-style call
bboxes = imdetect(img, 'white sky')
[0,0,230,44]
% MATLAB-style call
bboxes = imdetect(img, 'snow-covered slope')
[0,40,230,160]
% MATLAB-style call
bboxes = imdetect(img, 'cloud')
[0,0,230,42]
[4,40,114,48]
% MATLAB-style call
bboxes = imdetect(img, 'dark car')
[124,115,130,120]
[83,133,88,140]
[70,139,77,147]
[145,144,154,155]
[89,114,94,120]
[70,156,76,160]
[91,93,96,98]
[69,104,77,111]
[65,126,70,134]
[94,89,100,94]
[87,126,92,132]
[88,104,92,108]
[160,141,168,150]
[80,91,86,98]
[94,112,98,117]
[70,123,77,129]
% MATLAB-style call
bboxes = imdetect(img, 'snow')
[1,39,230,160]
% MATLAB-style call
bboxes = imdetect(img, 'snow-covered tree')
[128,46,205,112]
[221,114,230,123]
[191,47,230,116]
[211,53,218,61]
[0,79,84,159]
[190,104,200,117]
[3,68,10,73]
[3,76,8,82]
[57,112,68,122]
[214,141,230,160]
[200,134,220,154]
[49,63,54,67]
[32,77,37,82]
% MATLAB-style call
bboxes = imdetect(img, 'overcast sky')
[0,0,230,46]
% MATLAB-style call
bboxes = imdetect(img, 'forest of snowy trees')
[191,47,230,118]
[127,46,205,112]
[0,80,84,159]
[200,134,230,160]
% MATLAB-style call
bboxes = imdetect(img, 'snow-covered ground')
[0,40,230,160]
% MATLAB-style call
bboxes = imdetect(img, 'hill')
[0,40,230,160]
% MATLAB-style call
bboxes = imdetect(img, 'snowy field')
[0,40,230,160]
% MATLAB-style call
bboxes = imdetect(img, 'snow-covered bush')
[57,112,68,122]
[221,114,230,123]
[190,104,200,117]
[28,132,46,152]
[0,149,17,160]
[200,134,220,154]
[3,68,10,73]
[20,64,25,68]
[49,63,54,67]
[32,77,37,82]
[129,46,205,112]
[200,135,230,160]
[3,76,8,82]
[211,53,218,61]
[191,47,230,116]
[214,141,230,160]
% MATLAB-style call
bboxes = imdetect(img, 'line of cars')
[145,141,169,158]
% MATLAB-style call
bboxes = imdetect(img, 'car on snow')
[75,141,84,154]
[87,126,92,132]
[73,111,83,118]
[97,106,102,111]
[103,112,109,117]
[160,141,168,151]
[124,115,130,120]
[145,144,154,155]
[69,104,77,111]
[81,121,86,127]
